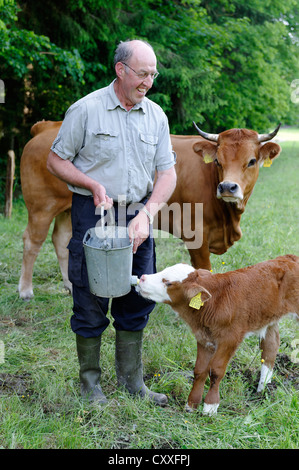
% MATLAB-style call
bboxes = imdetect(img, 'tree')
[0,0,298,207]
[0,0,88,204]
[197,0,299,130]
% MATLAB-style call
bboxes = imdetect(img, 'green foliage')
[0,2,86,123]
[0,0,88,193]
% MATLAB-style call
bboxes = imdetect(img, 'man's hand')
[128,210,150,254]
[92,184,114,210]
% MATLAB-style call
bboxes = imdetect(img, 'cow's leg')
[257,323,280,392]
[188,247,212,270]
[185,342,214,412]
[186,235,211,270]
[18,215,52,300]
[52,209,72,294]
[202,343,237,415]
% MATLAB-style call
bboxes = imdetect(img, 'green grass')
[0,140,299,449]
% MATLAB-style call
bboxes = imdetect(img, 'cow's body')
[137,255,299,415]
[18,120,281,299]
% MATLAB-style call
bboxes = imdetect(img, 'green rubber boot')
[76,334,108,405]
[115,330,168,406]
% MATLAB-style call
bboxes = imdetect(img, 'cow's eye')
[248,158,257,167]
[214,158,221,167]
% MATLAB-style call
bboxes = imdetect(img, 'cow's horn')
[193,122,219,142]
[257,123,281,142]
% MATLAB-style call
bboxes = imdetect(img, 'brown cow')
[18,121,281,299]
[137,255,299,415]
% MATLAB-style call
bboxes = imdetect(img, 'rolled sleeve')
[51,103,86,161]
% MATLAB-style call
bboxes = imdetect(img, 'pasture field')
[0,139,299,450]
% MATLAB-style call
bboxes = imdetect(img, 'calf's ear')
[186,284,212,309]
[258,142,281,167]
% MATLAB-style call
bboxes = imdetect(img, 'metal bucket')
[83,224,137,298]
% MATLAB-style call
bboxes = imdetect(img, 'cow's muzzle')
[217,181,243,202]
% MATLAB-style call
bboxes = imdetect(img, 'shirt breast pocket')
[139,133,158,162]
[92,129,119,161]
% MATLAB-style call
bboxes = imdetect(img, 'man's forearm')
[144,166,177,217]
[47,150,113,208]
[47,150,95,192]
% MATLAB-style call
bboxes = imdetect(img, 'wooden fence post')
[4,150,15,218]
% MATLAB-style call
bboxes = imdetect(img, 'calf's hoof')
[202,403,219,416]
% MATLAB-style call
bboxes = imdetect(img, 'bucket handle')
[83,229,91,245]
[100,205,105,229]
[100,205,115,229]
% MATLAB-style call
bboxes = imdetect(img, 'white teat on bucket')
[83,208,138,298]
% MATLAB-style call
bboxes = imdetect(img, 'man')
[47,39,177,406]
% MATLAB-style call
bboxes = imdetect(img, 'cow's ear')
[186,284,212,309]
[258,142,281,167]
[193,141,217,164]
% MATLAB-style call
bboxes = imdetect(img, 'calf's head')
[192,123,281,209]
[137,263,212,312]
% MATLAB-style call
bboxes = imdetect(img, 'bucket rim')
[83,226,133,251]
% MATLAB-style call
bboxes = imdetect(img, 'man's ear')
[258,142,281,167]
[193,140,217,164]
[115,62,125,80]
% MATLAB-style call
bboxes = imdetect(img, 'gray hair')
[113,39,154,66]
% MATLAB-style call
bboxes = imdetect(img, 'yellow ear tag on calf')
[189,292,204,310]
[203,154,214,164]
[263,157,272,167]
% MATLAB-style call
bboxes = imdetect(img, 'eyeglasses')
[121,62,159,80]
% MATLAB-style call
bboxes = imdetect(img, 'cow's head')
[192,123,281,209]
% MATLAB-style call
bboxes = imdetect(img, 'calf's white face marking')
[137,263,195,303]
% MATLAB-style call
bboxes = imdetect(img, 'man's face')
[116,44,158,109]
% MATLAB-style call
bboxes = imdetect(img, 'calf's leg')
[186,342,214,412]
[257,323,280,392]
[203,343,237,415]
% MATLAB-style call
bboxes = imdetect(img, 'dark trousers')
[68,193,156,338]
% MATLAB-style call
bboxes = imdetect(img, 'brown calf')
[137,255,299,415]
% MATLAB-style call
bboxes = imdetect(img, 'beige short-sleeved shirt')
[51,80,175,203]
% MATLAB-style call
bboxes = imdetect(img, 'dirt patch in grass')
[0,373,32,397]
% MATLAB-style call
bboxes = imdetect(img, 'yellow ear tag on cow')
[189,292,204,310]
[203,154,214,164]
[263,157,272,167]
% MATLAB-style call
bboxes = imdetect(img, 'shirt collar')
[107,79,146,114]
